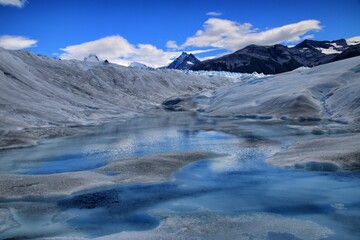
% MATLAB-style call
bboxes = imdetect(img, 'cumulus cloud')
[206,11,222,16]
[166,40,179,49]
[0,0,27,8]
[60,35,214,67]
[168,18,322,51]
[0,35,37,50]
[60,19,321,67]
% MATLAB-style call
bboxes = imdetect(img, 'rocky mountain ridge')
[189,38,360,74]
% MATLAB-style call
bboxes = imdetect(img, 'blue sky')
[0,0,359,67]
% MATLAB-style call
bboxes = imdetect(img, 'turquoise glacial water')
[0,113,359,239]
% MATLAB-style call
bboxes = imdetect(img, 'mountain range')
[167,37,360,74]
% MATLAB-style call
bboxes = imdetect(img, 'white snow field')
[164,56,360,123]
[1,48,262,149]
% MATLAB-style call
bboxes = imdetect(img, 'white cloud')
[0,0,27,8]
[60,35,214,68]
[166,40,179,49]
[60,19,322,67]
[0,35,37,50]
[206,11,222,16]
[198,55,217,61]
[168,18,322,51]
[302,34,314,40]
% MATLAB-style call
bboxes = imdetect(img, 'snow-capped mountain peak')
[295,39,347,55]
[167,52,201,70]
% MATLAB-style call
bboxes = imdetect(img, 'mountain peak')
[84,54,101,62]
[294,38,348,56]
[167,52,200,70]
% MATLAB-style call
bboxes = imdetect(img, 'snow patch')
[346,36,360,46]
[316,47,342,55]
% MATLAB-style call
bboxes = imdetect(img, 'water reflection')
[0,112,359,239]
